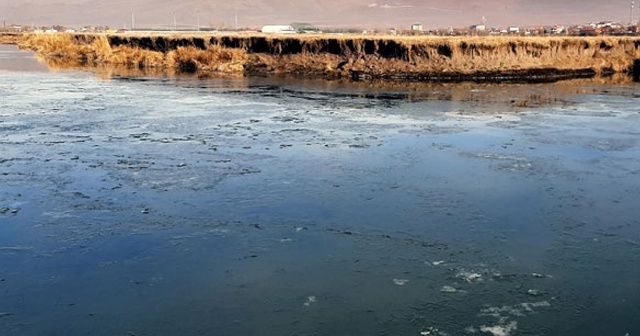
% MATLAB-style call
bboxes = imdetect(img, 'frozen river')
[1,44,639,335]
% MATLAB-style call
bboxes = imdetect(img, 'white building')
[261,25,296,34]
[411,23,423,31]
[472,24,486,32]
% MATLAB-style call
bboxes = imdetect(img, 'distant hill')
[0,0,630,30]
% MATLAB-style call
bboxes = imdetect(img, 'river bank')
[4,32,640,82]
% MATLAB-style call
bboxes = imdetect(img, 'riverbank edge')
[3,32,640,83]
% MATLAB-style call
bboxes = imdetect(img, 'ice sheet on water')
[303,296,316,306]
[479,321,518,336]
[470,301,551,336]
[441,285,458,293]
[420,326,449,336]
[456,270,483,283]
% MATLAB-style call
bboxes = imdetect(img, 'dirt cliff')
[13,33,640,82]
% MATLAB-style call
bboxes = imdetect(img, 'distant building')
[291,22,322,34]
[261,25,296,34]
[579,27,599,36]
[508,26,520,34]
[471,24,486,32]
[594,21,622,29]
[545,25,565,34]
[411,23,423,31]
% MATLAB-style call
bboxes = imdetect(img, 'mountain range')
[0,0,633,30]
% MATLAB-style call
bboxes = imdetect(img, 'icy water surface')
[1,45,640,335]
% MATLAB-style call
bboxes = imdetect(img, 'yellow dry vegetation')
[13,32,640,79]
[166,45,248,72]
[17,33,111,66]
[17,33,250,73]
[270,34,640,75]
[0,33,23,44]
[108,45,165,68]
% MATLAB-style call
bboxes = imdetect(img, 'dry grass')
[18,33,110,66]
[108,45,165,67]
[16,32,640,79]
[280,35,640,74]
[166,45,248,72]
[208,33,640,76]
[18,33,249,74]
[0,33,24,44]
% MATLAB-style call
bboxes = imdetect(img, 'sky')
[0,0,635,29]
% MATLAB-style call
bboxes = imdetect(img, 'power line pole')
[631,0,636,25]
[131,12,135,30]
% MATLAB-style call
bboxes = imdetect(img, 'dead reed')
[16,32,640,80]
[0,33,23,44]
[166,45,248,72]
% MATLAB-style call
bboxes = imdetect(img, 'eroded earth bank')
[4,32,640,82]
